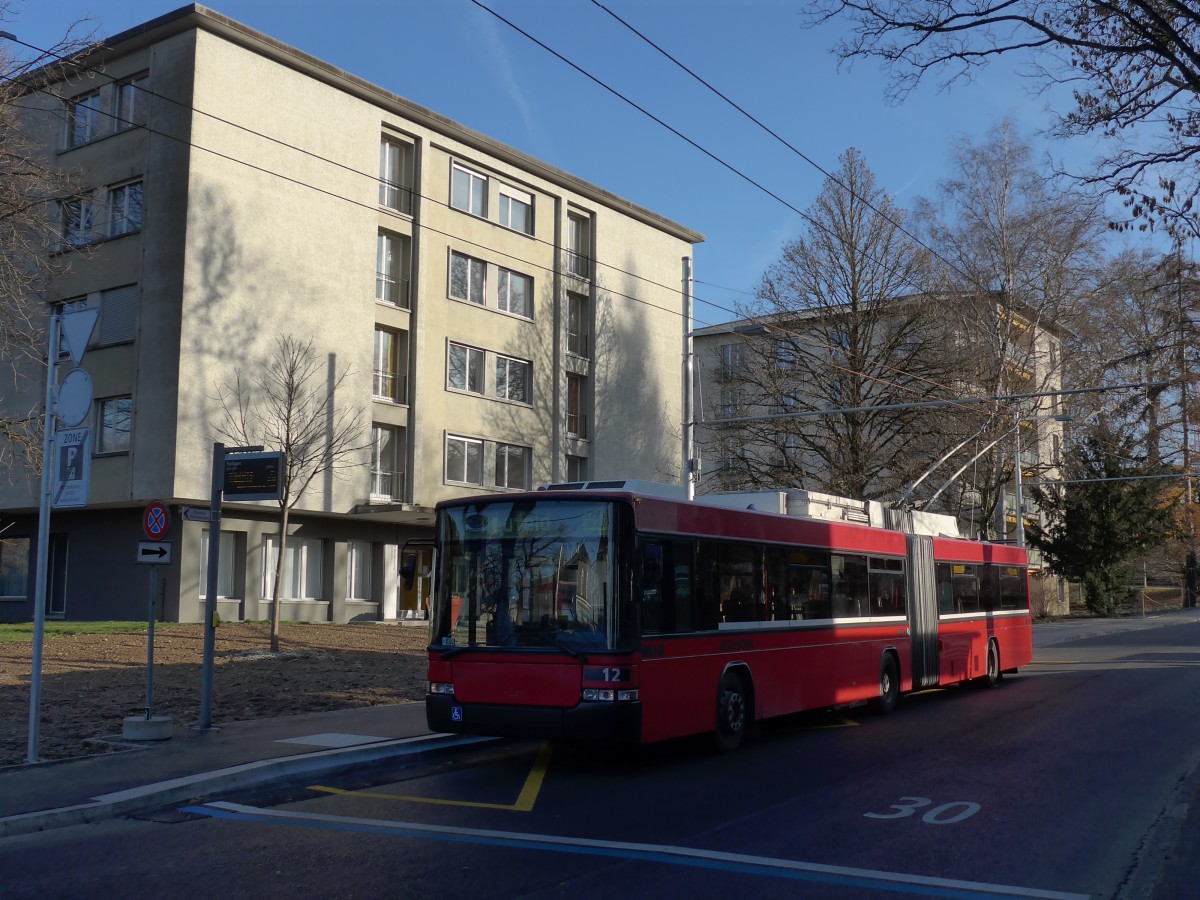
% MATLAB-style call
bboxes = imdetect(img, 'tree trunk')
[269,503,291,653]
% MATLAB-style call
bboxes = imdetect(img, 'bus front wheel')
[713,670,749,752]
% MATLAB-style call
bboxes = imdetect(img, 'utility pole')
[681,256,696,500]
[1178,243,1198,608]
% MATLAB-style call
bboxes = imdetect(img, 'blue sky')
[7,0,1132,327]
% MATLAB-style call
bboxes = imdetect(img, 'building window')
[450,163,487,217]
[498,185,533,234]
[96,396,132,454]
[567,292,589,357]
[495,443,529,490]
[446,434,483,485]
[97,284,138,345]
[449,251,485,305]
[718,343,744,379]
[447,342,484,394]
[566,212,591,279]
[373,327,404,403]
[566,454,586,483]
[496,356,530,403]
[0,536,30,598]
[61,198,95,247]
[567,374,587,438]
[379,137,413,213]
[371,424,404,500]
[199,530,236,599]
[116,73,149,128]
[109,180,143,237]
[263,536,323,600]
[347,540,371,600]
[67,91,101,146]
[376,231,409,308]
[497,268,532,318]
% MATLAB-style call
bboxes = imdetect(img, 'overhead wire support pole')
[682,256,695,500]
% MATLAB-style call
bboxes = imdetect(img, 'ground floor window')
[0,537,30,598]
[347,540,371,600]
[199,530,237,598]
[263,536,324,600]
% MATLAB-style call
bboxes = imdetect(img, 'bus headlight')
[581,688,639,702]
[429,682,455,694]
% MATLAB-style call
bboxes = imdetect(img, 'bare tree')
[808,1,1200,237]
[704,148,960,500]
[911,122,1104,534]
[213,335,368,651]
[0,6,92,479]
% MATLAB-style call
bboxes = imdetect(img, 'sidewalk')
[0,701,489,839]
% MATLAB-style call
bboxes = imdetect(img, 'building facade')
[0,5,702,623]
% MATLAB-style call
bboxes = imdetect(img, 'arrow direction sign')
[136,541,173,565]
[180,506,213,523]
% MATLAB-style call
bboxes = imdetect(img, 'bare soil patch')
[0,622,430,768]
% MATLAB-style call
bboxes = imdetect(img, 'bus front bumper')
[426,694,642,743]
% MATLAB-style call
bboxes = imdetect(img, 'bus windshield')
[433,498,623,652]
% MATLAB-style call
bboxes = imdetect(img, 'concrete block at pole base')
[122,715,173,741]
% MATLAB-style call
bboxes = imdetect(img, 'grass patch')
[0,621,188,644]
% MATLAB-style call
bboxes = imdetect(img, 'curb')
[0,732,493,840]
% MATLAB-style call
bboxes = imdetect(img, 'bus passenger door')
[906,535,939,689]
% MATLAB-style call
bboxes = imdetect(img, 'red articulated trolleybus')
[425,480,1033,751]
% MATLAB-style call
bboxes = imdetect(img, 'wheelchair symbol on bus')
[451,707,463,722]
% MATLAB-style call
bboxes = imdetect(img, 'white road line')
[196,801,1090,900]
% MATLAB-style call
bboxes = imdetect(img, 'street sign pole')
[198,443,224,730]
[26,313,60,764]
[145,565,157,719]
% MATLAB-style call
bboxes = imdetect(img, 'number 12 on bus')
[426,483,1032,751]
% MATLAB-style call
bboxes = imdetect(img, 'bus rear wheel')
[870,653,900,715]
[712,670,749,752]
[976,641,1002,689]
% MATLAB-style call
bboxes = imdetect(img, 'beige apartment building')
[0,5,702,624]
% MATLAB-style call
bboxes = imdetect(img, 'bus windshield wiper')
[555,639,588,662]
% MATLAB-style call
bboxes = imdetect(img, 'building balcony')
[565,251,591,281]
[376,273,410,309]
[370,469,405,502]
[373,370,408,405]
[378,179,413,215]
[566,412,588,439]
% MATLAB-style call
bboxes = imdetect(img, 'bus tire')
[977,641,1002,689]
[870,653,900,715]
[712,670,749,752]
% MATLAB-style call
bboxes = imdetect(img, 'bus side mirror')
[400,556,417,590]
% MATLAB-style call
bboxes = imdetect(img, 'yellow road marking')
[308,741,554,813]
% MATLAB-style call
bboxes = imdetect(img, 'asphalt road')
[5,616,1199,899]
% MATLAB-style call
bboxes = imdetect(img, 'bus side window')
[695,541,722,630]
[640,542,665,633]
[671,541,696,632]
